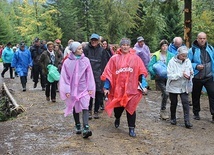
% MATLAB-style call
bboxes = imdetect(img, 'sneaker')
[114,118,120,128]
[52,99,56,102]
[1,73,4,78]
[75,124,82,134]
[170,119,177,125]
[22,88,26,92]
[100,105,104,110]
[211,115,214,123]
[185,121,193,129]
[82,125,92,138]
[42,87,45,91]
[34,82,37,88]
[89,111,92,120]
[94,112,99,119]
[193,114,200,120]
[160,110,169,120]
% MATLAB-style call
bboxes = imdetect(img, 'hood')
[68,52,85,60]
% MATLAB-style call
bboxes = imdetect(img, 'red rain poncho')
[101,48,148,116]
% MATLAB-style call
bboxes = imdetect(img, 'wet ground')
[0,65,214,155]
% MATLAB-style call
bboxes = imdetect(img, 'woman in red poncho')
[101,38,148,137]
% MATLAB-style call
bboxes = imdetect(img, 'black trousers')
[20,76,27,89]
[32,65,46,88]
[45,80,57,100]
[169,93,190,121]
[89,91,103,113]
[192,77,214,115]
[114,107,136,128]
[2,63,13,78]
[155,79,168,110]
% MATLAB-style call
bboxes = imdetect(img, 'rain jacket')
[166,56,193,94]
[133,43,151,69]
[168,43,186,55]
[83,43,107,91]
[11,47,32,76]
[188,41,214,79]
[2,46,14,63]
[148,50,174,80]
[59,52,96,117]
[101,48,148,116]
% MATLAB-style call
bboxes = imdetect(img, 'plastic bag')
[153,61,167,78]
[47,64,60,82]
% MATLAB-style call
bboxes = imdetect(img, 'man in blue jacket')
[188,32,214,123]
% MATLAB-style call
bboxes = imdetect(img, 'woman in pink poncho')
[59,42,95,138]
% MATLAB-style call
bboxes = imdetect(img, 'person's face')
[102,41,108,49]
[174,41,182,48]
[74,45,83,56]
[178,53,187,61]
[120,44,130,53]
[161,44,168,52]
[47,44,54,51]
[91,39,99,47]
[20,46,25,51]
[54,45,59,51]
[35,41,40,47]
[138,41,144,47]
[197,33,207,47]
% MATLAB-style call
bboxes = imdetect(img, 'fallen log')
[2,82,25,113]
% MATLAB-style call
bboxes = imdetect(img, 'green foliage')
[1,0,214,48]
[0,12,13,44]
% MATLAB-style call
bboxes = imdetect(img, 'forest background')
[0,0,214,52]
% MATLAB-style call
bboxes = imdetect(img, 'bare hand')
[66,93,70,98]
[104,89,109,96]
[197,64,204,70]
[88,90,93,95]
[183,72,190,80]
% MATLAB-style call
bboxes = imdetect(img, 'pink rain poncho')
[59,53,95,117]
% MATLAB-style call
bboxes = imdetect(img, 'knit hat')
[119,38,131,46]
[137,36,144,42]
[69,42,81,53]
[177,46,188,55]
[159,39,169,48]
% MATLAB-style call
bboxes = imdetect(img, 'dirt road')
[0,69,214,155]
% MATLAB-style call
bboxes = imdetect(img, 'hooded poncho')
[59,52,95,117]
[101,48,148,116]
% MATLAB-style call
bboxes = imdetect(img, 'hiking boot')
[82,125,92,138]
[89,111,92,120]
[193,113,200,120]
[114,118,120,128]
[75,124,82,134]
[185,121,193,129]
[94,112,99,119]
[160,110,169,120]
[170,119,177,125]
[129,127,136,137]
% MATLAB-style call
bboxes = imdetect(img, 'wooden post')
[184,0,192,48]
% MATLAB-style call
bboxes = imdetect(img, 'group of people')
[1,31,214,139]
